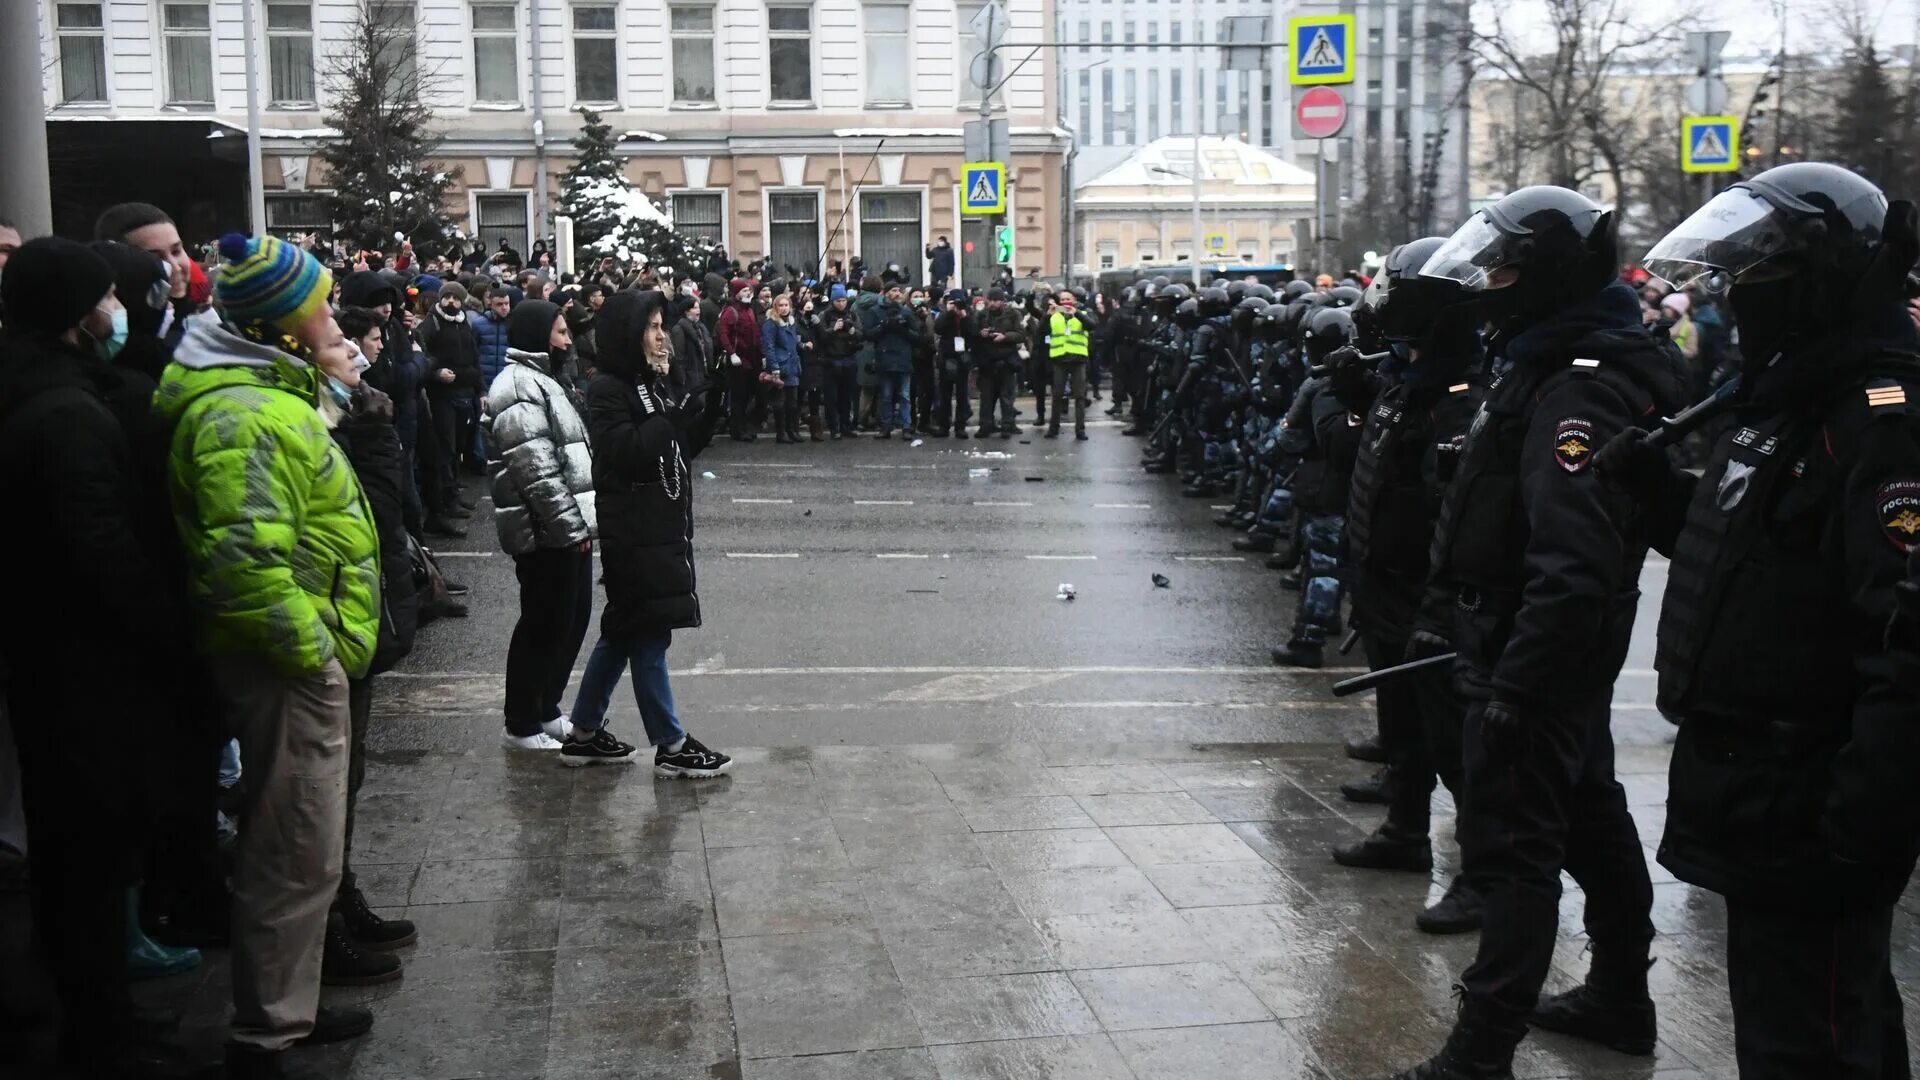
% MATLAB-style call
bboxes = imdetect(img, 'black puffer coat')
[329,385,419,674]
[589,290,721,637]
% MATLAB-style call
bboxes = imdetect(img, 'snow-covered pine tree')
[558,109,717,278]
[318,1,459,253]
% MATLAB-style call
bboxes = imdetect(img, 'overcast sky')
[1487,0,1920,58]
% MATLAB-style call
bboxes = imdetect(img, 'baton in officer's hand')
[1645,375,1741,449]
[1331,651,1456,697]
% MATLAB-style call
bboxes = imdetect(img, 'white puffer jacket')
[483,348,597,554]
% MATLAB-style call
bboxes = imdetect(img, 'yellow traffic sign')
[1288,15,1354,86]
[1204,232,1229,253]
[961,162,1006,215]
[1680,116,1739,174]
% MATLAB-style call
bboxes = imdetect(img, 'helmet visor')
[1642,188,1804,292]
[1417,215,1515,291]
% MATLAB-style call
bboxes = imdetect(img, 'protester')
[718,277,764,441]
[931,289,976,437]
[867,282,918,438]
[155,232,383,1075]
[761,291,803,443]
[417,281,484,526]
[811,283,862,438]
[484,299,597,751]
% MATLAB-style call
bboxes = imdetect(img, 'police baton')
[1306,349,1393,380]
[1644,375,1741,449]
[1331,651,1456,697]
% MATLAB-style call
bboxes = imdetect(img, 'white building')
[1074,136,1314,272]
[36,0,1069,281]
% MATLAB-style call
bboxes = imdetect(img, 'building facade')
[1074,136,1313,270]
[37,0,1068,284]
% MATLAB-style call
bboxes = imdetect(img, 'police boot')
[1142,459,1175,474]
[1331,825,1433,872]
[1417,878,1484,935]
[1181,482,1219,498]
[1232,531,1276,553]
[1120,421,1147,436]
[1346,733,1388,763]
[1267,545,1299,571]
[1270,639,1324,668]
[1528,953,1657,1056]
[321,910,402,986]
[1390,994,1520,1080]
[1340,766,1401,805]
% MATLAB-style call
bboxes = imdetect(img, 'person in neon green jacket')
[152,232,383,1067]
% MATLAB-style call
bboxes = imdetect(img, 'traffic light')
[994,225,1013,264]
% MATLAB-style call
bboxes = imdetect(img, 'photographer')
[931,289,977,437]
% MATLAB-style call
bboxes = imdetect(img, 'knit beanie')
[437,281,469,307]
[507,299,562,353]
[214,232,332,331]
[829,283,848,301]
[0,237,116,335]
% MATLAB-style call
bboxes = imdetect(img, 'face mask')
[324,374,354,407]
[912,298,926,308]
[94,306,130,361]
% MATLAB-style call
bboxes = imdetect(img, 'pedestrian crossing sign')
[1288,15,1355,86]
[1681,116,1739,173]
[961,162,1006,215]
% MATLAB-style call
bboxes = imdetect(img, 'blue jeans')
[568,630,688,747]
[880,372,912,431]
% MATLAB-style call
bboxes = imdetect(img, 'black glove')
[1593,426,1671,496]
[1326,346,1379,411]
[1479,698,1528,758]
[1403,628,1450,663]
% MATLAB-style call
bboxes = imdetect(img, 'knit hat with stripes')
[214,232,333,331]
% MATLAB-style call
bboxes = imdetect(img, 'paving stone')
[723,928,895,998]
[1070,961,1273,1031]
[955,796,1099,832]
[1105,822,1264,866]
[552,939,728,1006]
[996,864,1174,918]
[543,996,738,1077]
[1111,1021,1324,1080]
[878,918,1060,979]
[1141,860,1314,908]
[901,971,1102,1044]
[1045,764,1181,795]
[741,1048,940,1080]
[973,829,1132,873]
[732,964,926,1058]
[927,1033,1134,1079]
[1074,791,1219,827]
[1034,909,1217,970]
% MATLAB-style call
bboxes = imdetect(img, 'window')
[1171,69,1182,135]
[1170,20,1181,44]
[858,191,922,285]
[767,191,821,276]
[472,4,519,104]
[573,5,619,103]
[55,3,107,104]
[1147,70,1160,140]
[1100,21,1112,46]
[671,193,724,245]
[1077,71,1091,143]
[1101,69,1114,142]
[1138,245,1159,263]
[670,6,717,104]
[474,193,530,253]
[1124,23,1134,52]
[266,2,315,106]
[1078,20,1090,54]
[768,5,813,103]
[370,1,418,91]
[1396,59,1412,98]
[265,192,331,241]
[1123,69,1136,143]
[163,3,215,105]
[865,4,911,105]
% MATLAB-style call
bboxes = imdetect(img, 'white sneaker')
[541,715,574,741]
[501,731,564,751]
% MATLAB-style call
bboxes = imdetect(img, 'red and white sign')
[1295,86,1348,140]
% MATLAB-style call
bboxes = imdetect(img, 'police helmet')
[1303,307,1358,364]
[1231,296,1269,332]
[1225,281,1250,305]
[1151,275,1173,289]
[1247,283,1276,302]
[1325,285,1365,309]
[1198,286,1233,317]
[1072,287,1091,305]
[1174,297,1203,328]
[1282,280,1314,301]
[1420,185,1618,329]
[1364,236,1475,343]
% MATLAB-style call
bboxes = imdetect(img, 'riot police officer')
[1271,307,1363,667]
[1599,163,1920,1079]
[1323,237,1488,936]
[1389,187,1692,1079]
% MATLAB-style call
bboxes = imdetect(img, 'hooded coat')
[153,318,382,679]
[717,278,763,370]
[588,290,721,636]
[482,300,597,554]
[340,269,426,446]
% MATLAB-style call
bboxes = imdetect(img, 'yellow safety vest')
[1049,310,1089,361]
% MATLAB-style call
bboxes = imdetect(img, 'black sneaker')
[320,912,402,986]
[293,1005,373,1047]
[423,516,468,539]
[1271,640,1325,668]
[655,735,733,779]
[1340,766,1401,805]
[335,884,416,950]
[1418,880,1485,935]
[1345,733,1389,763]
[560,728,639,767]
[442,578,472,597]
[1331,830,1434,872]
[1528,984,1657,1056]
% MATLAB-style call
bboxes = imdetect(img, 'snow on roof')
[622,130,668,142]
[1081,136,1315,189]
[831,127,965,138]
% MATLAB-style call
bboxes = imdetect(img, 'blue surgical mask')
[324,374,354,407]
[94,305,129,361]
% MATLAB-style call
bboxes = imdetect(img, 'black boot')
[1331,827,1434,872]
[1232,532,1276,553]
[1267,547,1299,571]
[1391,994,1520,1079]
[423,515,467,539]
[1417,879,1485,935]
[1181,482,1218,498]
[1528,955,1657,1055]
[1340,766,1401,805]
[321,911,402,986]
[336,882,417,950]
[1345,732,1389,763]
[1270,639,1324,668]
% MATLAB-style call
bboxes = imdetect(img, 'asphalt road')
[376,412,1675,753]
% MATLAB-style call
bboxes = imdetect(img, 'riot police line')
[1109,162,1920,1080]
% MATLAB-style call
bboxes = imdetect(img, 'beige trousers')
[211,654,350,1051]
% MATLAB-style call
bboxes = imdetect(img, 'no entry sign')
[1295,86,1348,140]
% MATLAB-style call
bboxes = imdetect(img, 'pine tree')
[318,2,459,253]
[556,108,717,277]
[1828,36,1911,193]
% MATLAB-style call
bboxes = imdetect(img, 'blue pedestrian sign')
[1288,15,1355,86]
[1681,116,1739,173]
[961,161,1006,215]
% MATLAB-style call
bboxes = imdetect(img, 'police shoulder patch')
[1877,480,1920,552]
[1553,416,1596,473]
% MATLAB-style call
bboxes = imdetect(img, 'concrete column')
[0,0,53,236]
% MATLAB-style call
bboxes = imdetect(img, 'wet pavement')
[137,407,1920,1078]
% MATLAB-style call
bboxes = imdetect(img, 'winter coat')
[669,312,716,399]
[865,298,918,375]
[718,300,763,370]
[328,386,418,675]
[975,304,1028,370]
[419,305,484,399]
[812,303,862,365]
[472,307,513,388]
[934,308,977,372]
[566,305,598,376]
[928,243,956,281]
[853,292,884,387]
[153,318,382,679]
[761,317,802,387]
[483,348,597,554]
